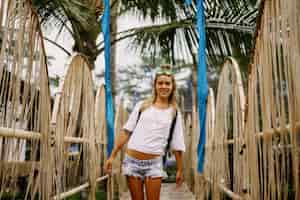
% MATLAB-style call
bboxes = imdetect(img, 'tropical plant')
[32,0,261,96]
[32,0,104,68]
[110,0,260,80]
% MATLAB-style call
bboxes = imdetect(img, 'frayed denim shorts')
[122,154,163,180]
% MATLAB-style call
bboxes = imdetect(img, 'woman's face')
[155,75,173,100]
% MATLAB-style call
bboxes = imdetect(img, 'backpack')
[135,107,178,166]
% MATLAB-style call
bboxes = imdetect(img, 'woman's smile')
[155,75,173,99]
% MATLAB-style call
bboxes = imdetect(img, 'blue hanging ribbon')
[196,0,208,173]
[185,0,192,6]
[102,0,115,156]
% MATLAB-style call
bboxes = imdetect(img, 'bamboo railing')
[0,1,122,199]
[186,0,300,199]
[0,0,299,199]
[0,0,52,199]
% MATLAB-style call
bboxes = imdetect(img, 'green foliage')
[33,0,101,64]
[33,0,260,97]
[65,189,106,200]
[118,0,259,70]
[1,192,24,200]
[32,0,97,31]
[119,0,179,22]
[49,75,60,87]
[33,0,260,76]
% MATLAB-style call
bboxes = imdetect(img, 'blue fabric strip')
[102,0,115,156]
[185,0,192,6]
[196,0,208,173]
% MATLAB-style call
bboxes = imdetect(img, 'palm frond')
[119,0,179,22]
[116,0,259,68]
[33,0,99,34]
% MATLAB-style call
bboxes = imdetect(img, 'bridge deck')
[119,183,195,200]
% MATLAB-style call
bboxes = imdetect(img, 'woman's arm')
[104,130,131,173]
[110,129,131,159]
[174,150,184,187]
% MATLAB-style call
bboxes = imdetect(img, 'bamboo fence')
[0,1,119,199]
[187,0,300,199]
[0,0,52,199]
[244,0,300,199]
[0,0,299,199]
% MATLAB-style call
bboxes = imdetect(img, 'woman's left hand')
[176,170,183,188]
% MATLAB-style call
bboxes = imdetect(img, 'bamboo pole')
[2,121,298,145]
[0,127,41,140]
[0,127,93,143]
[0,1,53,199]
[204,121,300,148]
[52,172,117,200]
[0,161,39,176]
[203,176,243,200]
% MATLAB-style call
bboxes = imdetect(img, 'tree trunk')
[110,1,118,103]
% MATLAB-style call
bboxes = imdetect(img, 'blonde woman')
[104,64,185,200]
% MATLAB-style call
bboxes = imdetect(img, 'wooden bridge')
[0,0,299,200]
[119,183,195,200]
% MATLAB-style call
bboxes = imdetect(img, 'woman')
[104,64,185,200]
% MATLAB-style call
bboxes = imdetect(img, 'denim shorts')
[122,154,163,180]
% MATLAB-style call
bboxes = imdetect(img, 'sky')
[43,14,151,81]
[43,14,163,99]
[43,13,192,101]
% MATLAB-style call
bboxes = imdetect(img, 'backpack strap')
[165,110,177,151]
[163,109,178,166]
[136,110,142,125]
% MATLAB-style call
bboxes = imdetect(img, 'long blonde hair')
[140,64,178,115]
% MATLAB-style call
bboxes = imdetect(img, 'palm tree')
[114,0,259,75]
[101,0,258,106]
[32,0,120,96]
[32,0,103,68]
[32,0,260,96]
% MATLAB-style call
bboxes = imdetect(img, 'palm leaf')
[33,0,103,65]
[116,0,259,69]
[33,0,98,31]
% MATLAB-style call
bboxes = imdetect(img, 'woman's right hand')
[104,157,114,174]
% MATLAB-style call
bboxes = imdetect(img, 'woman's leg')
[127,176,144,200]
[144,177,162,200]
